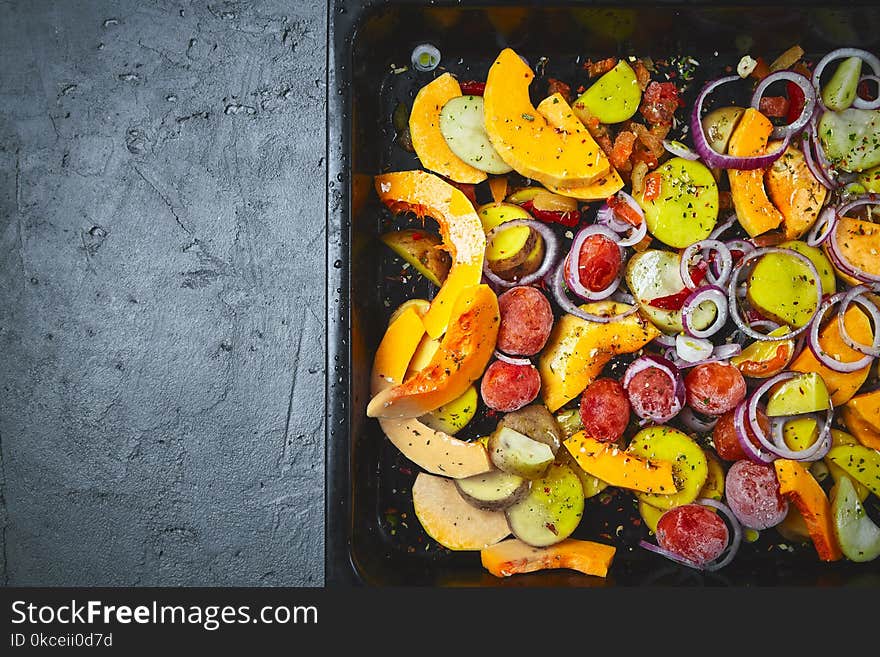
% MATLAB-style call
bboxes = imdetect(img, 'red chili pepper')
[646,262,708,310]
[458,80,486,96]
[521,200,580,227]
[786,81,806,125]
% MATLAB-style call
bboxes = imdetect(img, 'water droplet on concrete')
[102,18,119,27]
[333,259,342,268]
[118,73,140,82]
[165,94,177,102]
[89,226,108,238]
[224,103,256,116]
[221,11,235,20]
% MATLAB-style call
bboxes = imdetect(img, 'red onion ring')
[691,75,791,170]
[679,406,719,433]
[623,354,685,423]
[812,47,880,110]
[733,400,776,464]
[727,247,823,341]
[770,414,832,463]
[708,213,738,240]
[751,70,817,139]
[853,74,880,110]
[681,240,734,290]
[639,498,742,572]
[563,225,624,301]
[493,351,532,367]
[483,219,560,289]
[551,261,638,324]
[662,139,701,161]
[712,343,743,360]
[807,292,872,372]
[652,332,678,348]
[595,203,632,233]
[747,371,834,461]
[676,334,714,363]
[806,205,839,247]
[801,132,836,190]
[837,284,880,357]
[827,197,880,284]
[682,285,728,339]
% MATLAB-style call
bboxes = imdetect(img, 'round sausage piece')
[656,504,729,565]
[496,287,554,356]
[625,366,677,421]
[685,361,747,416]
[712,406,770,462]
[480,360,541,412]
[579,378,630,443]
[576,233,621,292]
[725,460,788,530]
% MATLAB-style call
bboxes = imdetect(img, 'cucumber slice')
[505,463,585,547]
[635,157,719,248]
[455,469,529,511]
[439,95,512,175]
[627,425,709,511]
[831,476,880,562]
[488,426,555,480]
[497,405,563,456]
[822,56,863,112]
[625,249,717,334]
[818,108,880,173]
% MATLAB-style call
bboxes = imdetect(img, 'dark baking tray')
[325,0,880,586]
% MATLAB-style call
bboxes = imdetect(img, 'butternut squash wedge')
[375,170,485,339]
[765,141,828,240]
[728,108,784,237]
[371,305,426,395]
[788,304,873,405]
[544,169,625,202]
[538,301,660,412]
[481,538,616,578]
[844,389,880,450]
[774,459,843,562]
[367,284,499,418]
[563,432,676,494]
[483,49,610,189]
[825,217,880,287]
[409,73,487,184]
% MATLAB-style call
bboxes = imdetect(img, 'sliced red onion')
[563,225,624,301]
[806,205,839,247]
[827,197,880,284]
[770,414,832,463]
[802,131,836,190]
[682,285,728,339]
[708,214,738,240]
[662,139,701,161]
[691,75,791,170]
[639,498,742,571]
[594,203,633,233]
[837,284,880,357]
[679,406,719,433]
[712,343,743,360]
[623,354,686,423]
[751,70,816,139]
[812,48,880,109]
[747,371,834,461]
[728,247,822,341]
[853,74,880,110]
[681,240,733,289]
[616,191,646,224]
[734,400,776,463]
[652,332,678,348]
[676,333,714,362]
[493,351,532,367]
[615,213,649,248]
[551,261,638,324]
[810,111,837,184]
[725,239,755,258]
[483,219,560,289]
[807,292,872,372]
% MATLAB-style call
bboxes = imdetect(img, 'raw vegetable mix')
[369,42,880,579]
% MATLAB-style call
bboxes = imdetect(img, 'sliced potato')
[627,425,709,510]
[456,469,529,511]
[555,408,584,439]
[420,385,478,435]
[747,249,821,328]
[412,473,510,550]
[826,429,870,502]
[573,60,641,124]
[497,405,564,455]
[699,450,725,501]
[766,372,830,416]
[439,95,513,175]
[831,476,880,562]
[381,229,451,286]
[639,500,664,535]
[826,444,880,497]
[558,446,608,499]
[702,106,745,156]
[505,463,585,547]
[488,426,555,480]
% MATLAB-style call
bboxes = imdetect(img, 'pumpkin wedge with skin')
[371,309,492,479]
[728,108,785,237]
[481,538,616,578]
[765,141,828,240]
[375,170,485,339]
[534,94,624,201]
[788,304,873,405]
[843,390,880,450]
[368,284,499,418]
[538,301,660,412]
[564,432,676,494]
[483,49,610,189]
[774,459,843,562]
[409,73,487,184]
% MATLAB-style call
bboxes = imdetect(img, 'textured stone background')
[0,0,326,585]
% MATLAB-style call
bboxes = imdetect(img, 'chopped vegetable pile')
[369,43,880,579]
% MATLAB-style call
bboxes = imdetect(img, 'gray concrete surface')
[0,0,327,585]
